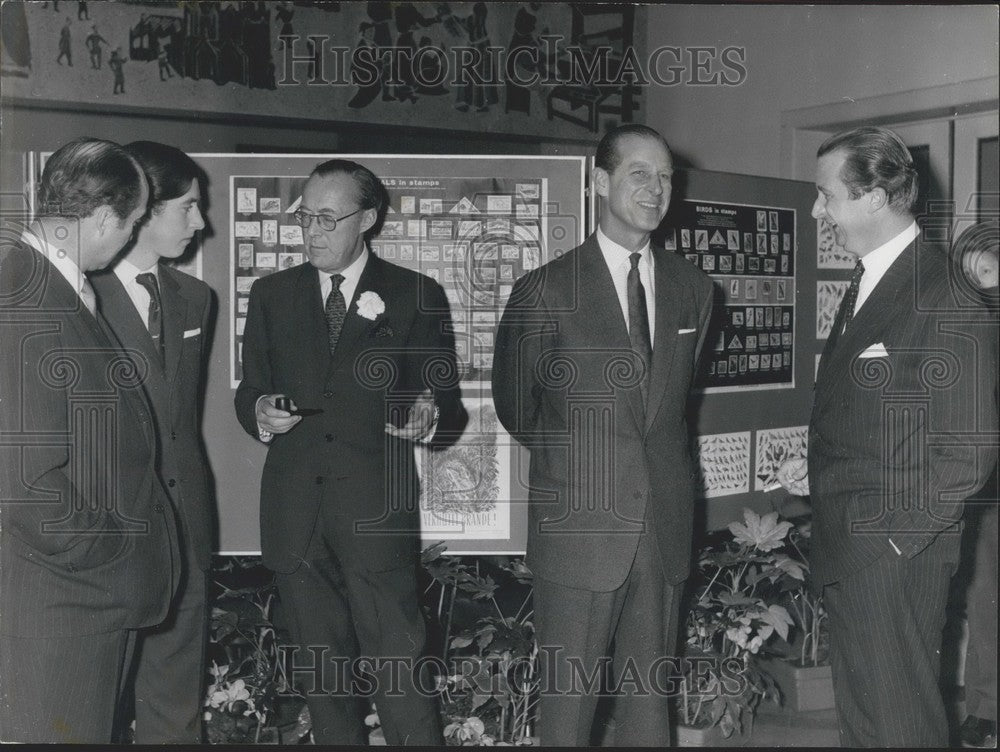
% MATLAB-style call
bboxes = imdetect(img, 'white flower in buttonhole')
[356,291,385,320]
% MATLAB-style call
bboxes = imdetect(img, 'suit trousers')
[533,523,682,747]
[824,532,959,747]
[964,500,998,721]
[274,502,441,746]
[130,517,209,743]
[0,628,136,743]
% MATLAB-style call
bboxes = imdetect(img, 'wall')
[643,4,999,178]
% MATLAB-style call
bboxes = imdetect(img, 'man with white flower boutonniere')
[234,159,465,746]
[776,127,998,747]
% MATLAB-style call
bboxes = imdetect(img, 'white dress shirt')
[113,256,160,326]
[855,221,919,315]
[319,247,369,311]
[596,226,656,343]
[21,227,95,314]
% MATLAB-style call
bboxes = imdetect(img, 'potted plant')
[203,557,310,745]
[758,519,834,713]
[421,544,539,746]
[677,508,799,745]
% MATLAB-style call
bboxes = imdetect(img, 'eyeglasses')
[292,207,362,232]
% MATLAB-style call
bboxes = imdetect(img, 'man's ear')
[868,187,888,213]
[91,204,118,236]
[592,167,610,198]
[359,207,378,236]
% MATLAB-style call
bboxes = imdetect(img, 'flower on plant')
[444,716,488,744]
[356,290,385,320]
[728,508,793,552]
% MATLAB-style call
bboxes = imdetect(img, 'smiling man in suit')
[89,141,214,743]
[777,126,998,746]
[234,159,464,745]
[0,138,180,743]
[492,124,714,745]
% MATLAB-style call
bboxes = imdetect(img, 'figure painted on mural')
[347,1,393,108]
[243,1,275,89]
[274,1,316,82]
[110,47,127,94]
[505,2,544,114]
[86,25,107,69]
[453,3,499,113]
[392,2,440,103]
[78,1,88,20]
[56,17,72,66]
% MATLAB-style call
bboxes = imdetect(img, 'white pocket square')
[183,328,201,339]
[678,328,697,334]
[859,342,888,358]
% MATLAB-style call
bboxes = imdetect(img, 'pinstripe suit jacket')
[809,238,998,586]
[0,241,180,636]
[492,236,714,592]
[90,264,217,571]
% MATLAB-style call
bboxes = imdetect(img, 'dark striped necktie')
[135,272,164,362]
[325,273,347,354]
[628,252,652,404]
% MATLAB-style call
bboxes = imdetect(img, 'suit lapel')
[91,271,165,378]
[327,254,385,378]
[576,239,646,432]
[296,264,333,382]
[158,266,187,388]
[815,244,915,415]
[644,246,682,434]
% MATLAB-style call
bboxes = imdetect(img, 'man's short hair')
[595,124,672,174]
[38,137,146,223]
[310,158,389,238]
[817,126,918,213]
[126,141,203,214]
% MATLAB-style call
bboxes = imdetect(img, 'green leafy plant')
[203,557,309,745]
[422,544,538,746]
[679,509,800,737]
[781,521,829,668]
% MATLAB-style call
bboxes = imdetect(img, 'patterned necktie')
[135,272,164,361]
[325,273,347,354]
[841,259,866,332]
[627,252,652,403]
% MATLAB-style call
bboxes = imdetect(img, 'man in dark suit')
[492,124,714,745]
[90,141,214,743]
[234,159,464,745]
[777,126,998,746]
[0,138,180,743]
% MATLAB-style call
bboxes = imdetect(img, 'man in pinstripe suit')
[0,139,180,743]
[777,126,998,746]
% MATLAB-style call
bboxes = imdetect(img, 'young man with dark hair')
[90,140,214,743]
[1,137,180,743]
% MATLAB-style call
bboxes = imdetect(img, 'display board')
[193,154,586,555]
[659,170,818,529]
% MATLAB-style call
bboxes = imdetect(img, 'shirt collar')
[860,221,919,279]
[114,256,159,286]
[317,246,369,287]
[21,226,88,297]
[596,226,652,269]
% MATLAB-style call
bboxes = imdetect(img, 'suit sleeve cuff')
[255,395,274,444]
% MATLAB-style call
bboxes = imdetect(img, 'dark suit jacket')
[234,254,464,574]
[0,240,180,637]
[492,235,714,592]
[810,238,998,586]
[90,264,216,571]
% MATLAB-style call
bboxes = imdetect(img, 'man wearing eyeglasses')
[234,159,465,746]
